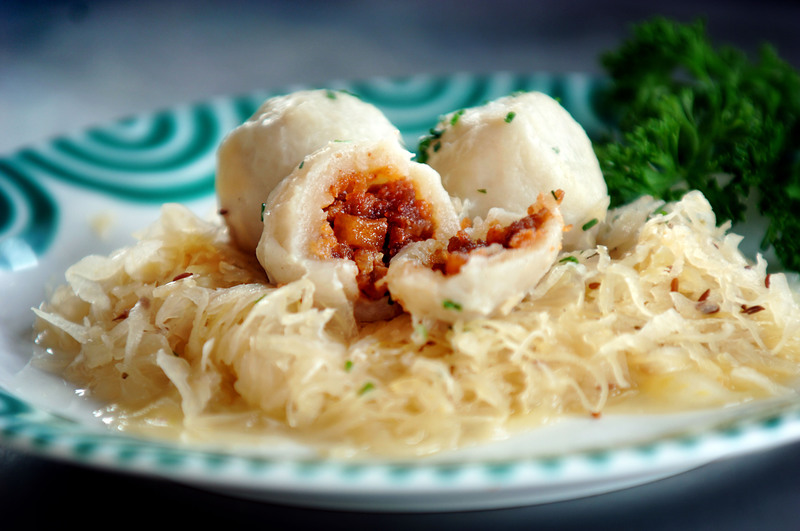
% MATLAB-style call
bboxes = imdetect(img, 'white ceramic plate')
[3,72,800,513]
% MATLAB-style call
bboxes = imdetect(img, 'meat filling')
[433,189,564,276]
[315,170,436,299]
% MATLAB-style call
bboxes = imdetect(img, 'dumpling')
[216,89,401,254]
[384,190,565,323]
[257,138,460,332]
[420,91,608,250]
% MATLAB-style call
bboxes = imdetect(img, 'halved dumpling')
[384,191,565,323]
[257,138,460,331]
[421,91,608,250]
[216,89,401,254]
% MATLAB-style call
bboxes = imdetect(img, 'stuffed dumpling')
[216,89,401,253]
[384,190,565,323]
[420,91,608,250]
[257,138,460,332]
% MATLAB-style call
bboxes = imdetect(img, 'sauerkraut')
[32,190,800,457]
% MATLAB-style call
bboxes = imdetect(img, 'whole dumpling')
[216,89,402,254]
[257,138,460,333]
[420,91,608,250]
[384,191,565,323]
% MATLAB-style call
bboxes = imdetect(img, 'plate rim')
[2,70,800,511]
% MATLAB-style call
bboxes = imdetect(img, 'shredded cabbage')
[32,192,800,457]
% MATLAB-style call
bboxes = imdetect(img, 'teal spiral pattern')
[11,101,247,200]
[0,72,608,268]
[0,160,58,270]
[334,72,608,147]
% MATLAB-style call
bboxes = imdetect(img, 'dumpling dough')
[257,138,460,333]
[216,89,401,253]
[421,91,608,249]
[384,191,565,323]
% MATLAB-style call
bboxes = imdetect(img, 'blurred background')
[3,1,800,529]
[2,0,799,155]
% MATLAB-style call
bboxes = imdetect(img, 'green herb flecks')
[260,202,266,222]
[358,382,375,395]
[417,126,445,163]
[559,256,579,264]
[505,111,516,123]
[442,299,463,311]
[450,109,466,126]
[582,218,599,231]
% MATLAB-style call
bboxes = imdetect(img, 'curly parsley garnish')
[594,17,800,271]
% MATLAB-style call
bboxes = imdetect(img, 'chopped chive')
[344,360,353,372]
[504,111,516,123]
[450,109,466,126]
[358,382,375,395]
[442,299,462,311]
[417,126,446,163]
[260,202,266,222]
[552,146,561,154]
[581,218,599,231]
[299,160,304,169]
[559,256,579,264]
[325,89,337,99]
[477,188,487,194]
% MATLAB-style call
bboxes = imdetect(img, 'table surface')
[2,1,800,528]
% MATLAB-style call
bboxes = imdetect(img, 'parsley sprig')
[594,17,800,271]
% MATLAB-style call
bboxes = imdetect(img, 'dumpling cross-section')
[257,138,460,333]
[216,89,402,254]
